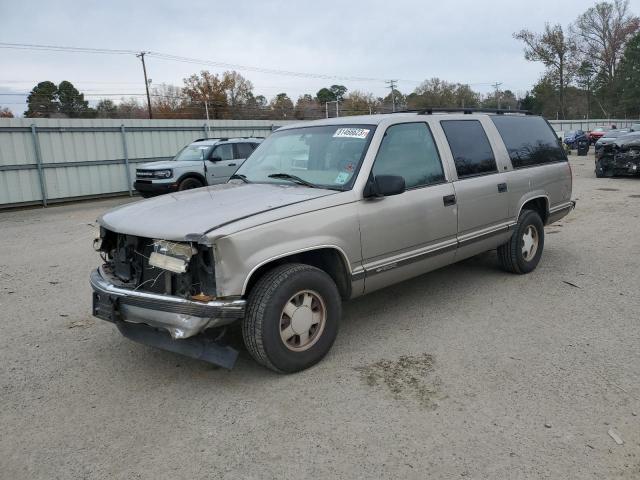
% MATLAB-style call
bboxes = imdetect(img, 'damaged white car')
[91,110,575,373]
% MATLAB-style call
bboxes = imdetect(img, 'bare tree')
[151,84,186,117]
[572,0,640,82]
[514,24,577,119]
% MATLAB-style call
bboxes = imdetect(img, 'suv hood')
[98,183,338,242]
[137,160,198,170]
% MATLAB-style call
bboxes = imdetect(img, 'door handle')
[228,163,236,167]
[443,194,456,206]
[497,182,508,193]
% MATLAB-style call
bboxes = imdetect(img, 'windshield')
[173,144,213,161]
[234,124,375,189]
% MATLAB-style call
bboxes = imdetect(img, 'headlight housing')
[154,169,173,179]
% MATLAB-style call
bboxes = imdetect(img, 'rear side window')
[491,116,566,168]
[372,122,445,189]
[235,143,254,159]
[441,120,497,178]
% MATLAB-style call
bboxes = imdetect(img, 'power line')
[0,41,419,85]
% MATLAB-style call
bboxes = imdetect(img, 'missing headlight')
[148,240,196,274]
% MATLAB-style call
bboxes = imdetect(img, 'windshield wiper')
[268,173,318,188]
[229,173,250,183]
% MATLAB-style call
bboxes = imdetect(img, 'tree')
[572,0,640,82]
[614,32,640,116]
[294,94,322,119]
[57,80,90,118]
[514,24,577,118]
[116,97,147,119]
[329,85,347,102]
[316,87,336,104]
[183,70,229,119]
[222,71,254,118]
[482,89,518,110]
[24,81,59,117]
[270,93,294,119]
[0,107,14,118]
[151,84,185,116]
[406,78,480,109]
[95,99,118,118]
[342,91,378,116]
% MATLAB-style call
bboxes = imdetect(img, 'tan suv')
[91,109,575,373]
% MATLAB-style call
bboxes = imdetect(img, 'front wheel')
[178,177,204,191]
[498,209,545,274]
[242,263,341,373]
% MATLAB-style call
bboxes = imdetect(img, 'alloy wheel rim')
[521,225,539,261]
[279,290,326,352]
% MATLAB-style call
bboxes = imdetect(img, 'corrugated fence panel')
[0,118,294,207]
[6,117,633,208]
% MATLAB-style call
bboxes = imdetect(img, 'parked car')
[596,131,640,177]
[587,127,607,144]
[594,129,630,160]
[564,129,587,149]
[133,137,263,197]
[91,111,575,373]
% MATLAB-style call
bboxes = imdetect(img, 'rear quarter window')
[491,116,567,168]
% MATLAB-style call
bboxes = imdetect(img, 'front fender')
[211,203,362,297]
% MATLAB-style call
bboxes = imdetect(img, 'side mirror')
[363,175,405,198]
[210,156,222,162]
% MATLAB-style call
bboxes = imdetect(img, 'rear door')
[438,118,511,255]
[207,143,236,183]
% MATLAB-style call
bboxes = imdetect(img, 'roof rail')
[417,107,534,115]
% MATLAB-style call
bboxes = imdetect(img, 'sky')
[1,0,638,116]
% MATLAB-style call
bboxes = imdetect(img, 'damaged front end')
[611,146,640,176]
[90,228,245,368]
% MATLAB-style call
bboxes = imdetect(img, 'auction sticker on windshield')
[333,128,370,139]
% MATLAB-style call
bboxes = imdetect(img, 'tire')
[595,159,605,178]
[242,263,341,373]
[178,177,204,191]
[497,209,545,274]
[139,192,154,198]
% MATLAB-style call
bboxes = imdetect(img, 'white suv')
[134,137,262,197]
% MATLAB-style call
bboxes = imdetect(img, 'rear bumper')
[547,200,576,224]
[90,267,245,339]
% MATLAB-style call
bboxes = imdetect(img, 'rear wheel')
[242,263,341,373]
[178,177,204,191]
[498,209,544,274]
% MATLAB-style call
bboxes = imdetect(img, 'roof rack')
[417,107,534,115]
[193,137,228,142]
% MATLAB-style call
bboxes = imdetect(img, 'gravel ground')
[1,154,639,479]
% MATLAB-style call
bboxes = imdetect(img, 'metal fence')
[0,118,293,208]
[548,118,638,133]
[1,116,638,209]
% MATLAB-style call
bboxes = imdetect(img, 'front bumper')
[133,180,178,195]
[90,267,245,339]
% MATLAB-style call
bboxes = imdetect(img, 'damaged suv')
[595,131,640,177]
[91,110,575,373]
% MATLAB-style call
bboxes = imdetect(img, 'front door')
[207,143,237,184]
[358,122,458,293]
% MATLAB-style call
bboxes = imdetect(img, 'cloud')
[0,0,600,116]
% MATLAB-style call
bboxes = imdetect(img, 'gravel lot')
[1,154,639,479]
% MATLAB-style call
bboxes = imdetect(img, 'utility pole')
[137,51,153,119]
[385,80,398,112]
[492,82,503,109]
